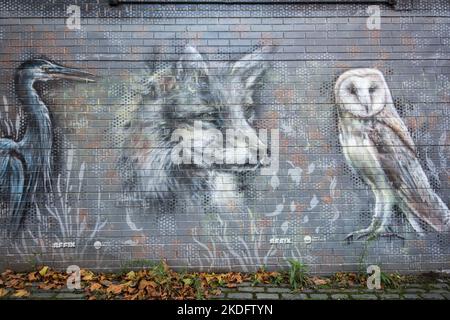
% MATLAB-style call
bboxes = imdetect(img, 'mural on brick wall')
[1,0,450,273]
[335,68,450,241]
[118,46,274,220]
[0,59,95,237]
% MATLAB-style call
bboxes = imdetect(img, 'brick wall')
[0,0,449,274]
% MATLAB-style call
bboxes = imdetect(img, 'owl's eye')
[369,85,377,94]
[349,85,357,95]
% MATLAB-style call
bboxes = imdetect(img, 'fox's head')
[120,46,274,200]
[158,46,273,170]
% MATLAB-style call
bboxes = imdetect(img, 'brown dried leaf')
[13,289,30,298]
[100,280,112,287]
[311,277,329,286]
[81,270,95,281]
[28,272,38,282]
[107,284,122,295]
[89,283,103,291]
[0,288,9,297]
[39,283,55,290]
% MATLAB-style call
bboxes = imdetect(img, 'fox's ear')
[175,46,208,80]
[231,46,272,90]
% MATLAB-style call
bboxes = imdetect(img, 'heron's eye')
[369,86,377,94]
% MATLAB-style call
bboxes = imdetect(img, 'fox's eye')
[200,112,214,119]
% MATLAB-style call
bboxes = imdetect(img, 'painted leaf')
[265,203,284,217]
[270,174,280,190]
[303,215,309,224]
[307,163,315,174]
[290,201,296,212]
[309,195,319,210]
[281,221,289,234]
[287,167,302,186]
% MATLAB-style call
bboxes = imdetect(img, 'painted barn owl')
[334,68,450,240]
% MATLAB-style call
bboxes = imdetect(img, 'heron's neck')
[15,75,52,150]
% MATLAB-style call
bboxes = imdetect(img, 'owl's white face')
[335,69,388,118]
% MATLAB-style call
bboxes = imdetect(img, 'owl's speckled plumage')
[335,68,450,240]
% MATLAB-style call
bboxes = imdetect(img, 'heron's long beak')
[48,65,96,82]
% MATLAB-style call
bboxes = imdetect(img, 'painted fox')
[118,46,273,215]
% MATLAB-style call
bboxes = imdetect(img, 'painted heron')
[0,59,95,236]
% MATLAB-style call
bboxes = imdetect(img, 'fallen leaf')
[13,289,30,298]
[89,283,103,291]
[311,277,329,286]
[126,271,136,280]
[81,270,95,281]
[28,272,38,282]
[100,280,112,287]
[107,284,122,295]
[39,266,49,277]
[38,283,55,290]
[0,288,9,297]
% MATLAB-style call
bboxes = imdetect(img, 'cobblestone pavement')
[213,281,450,300]
[2,279,450,300]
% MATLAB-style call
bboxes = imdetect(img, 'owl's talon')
[345,228,375,242]
[379,232,405,240]
[345,227,404,243]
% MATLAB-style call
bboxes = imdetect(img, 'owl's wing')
[371,120,450,232]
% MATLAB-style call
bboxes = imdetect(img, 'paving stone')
[219,287,238,293]
[54,293,85,300]
[227,292,253,300]
[429,289,449,294]
[404,288,427,293]
[255,293,280,300]
[331,294,350,300]
[309,294,329,300]
[28,292,58,299]
[236,282,253,287]
[404,284,425,288]
[316,288,346,293]
[266,287,291,293]
[210,293,226,299]
[238,286,265,293]
[339,288,360,292]
[351,294,378,300]
[420,293,445,300]
[429,283,449,289]
[265,283,290,288]
[441,293,450,300]
[280,293,308,300]
[379,293,401,300]
[402,294,421,300]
